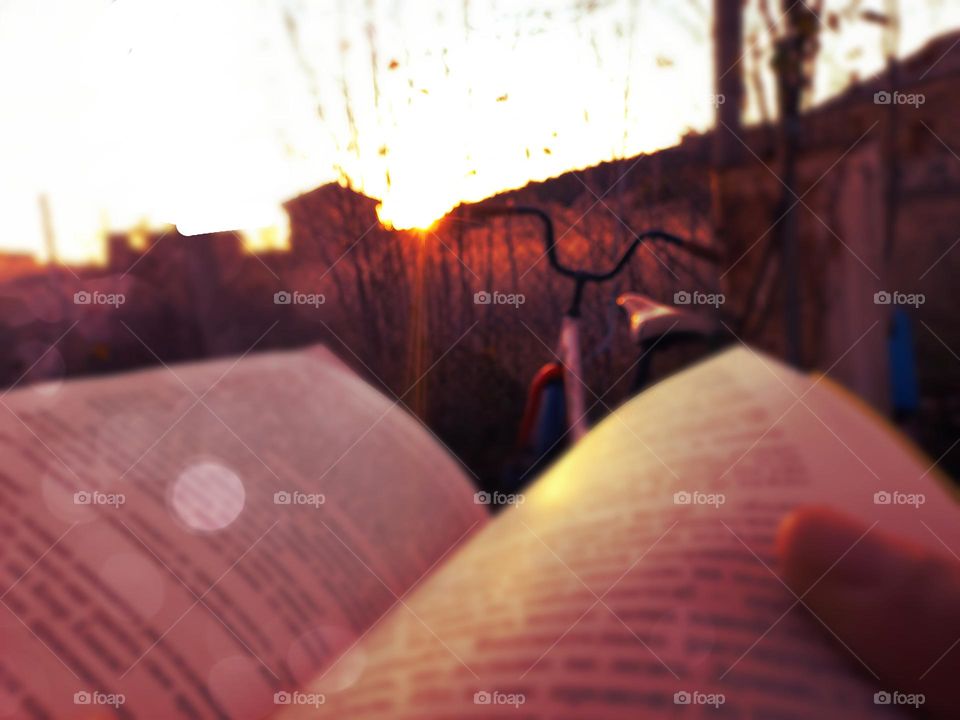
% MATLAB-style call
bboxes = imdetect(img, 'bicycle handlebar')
[467,204,717,278]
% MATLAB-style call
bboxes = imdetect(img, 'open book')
[0,344,954,719]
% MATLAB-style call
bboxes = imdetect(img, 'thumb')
[777,506,960,719]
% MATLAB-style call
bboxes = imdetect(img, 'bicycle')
[466,205,725,492]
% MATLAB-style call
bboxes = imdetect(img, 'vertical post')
[774,0,810,366]
[711,0,744,330]
[713,0,744,167]
[881,0,901,265]
[38,194,58,264]
[38,193,71,323]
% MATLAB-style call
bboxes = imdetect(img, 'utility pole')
[881,0,901,265]
[713,0,744,168]
[711,0,744,333]
[38,194,59,265]
[38,193,71,322]
[773,1,818,366]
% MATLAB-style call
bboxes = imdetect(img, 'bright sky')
[0,0,957,263]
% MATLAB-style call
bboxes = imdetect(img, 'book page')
[0,345,486,719]
[278,346,959,718]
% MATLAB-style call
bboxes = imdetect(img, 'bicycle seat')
[617,293,718,346]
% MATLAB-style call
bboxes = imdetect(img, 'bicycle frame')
[558,314,589,442]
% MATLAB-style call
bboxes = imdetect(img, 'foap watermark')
[473,691,526,708]
[874,690,925,709]
[709,93,726,107]
[474,491,525,507]
[674,290,725,308]
[274,490,326,508]
[274,691,326,708]
[74,290,125,307]
[874,90,925,108]
[74,490,126,507]
[874,290,925,308]
[274,290,325,307]
[873,490,925,508]
[673,490,725,508]
[74,691,126,709]
[474,290,525,308]
[674,690,725,708]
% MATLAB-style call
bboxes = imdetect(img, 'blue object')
[888,308,920,414]
[532,381,567,457]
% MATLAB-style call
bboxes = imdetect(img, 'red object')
[516,362,564,447]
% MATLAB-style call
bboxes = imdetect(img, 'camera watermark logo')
[673,290,725,308]
[473,691,526,708]
[873,490,925,508]
[474,491,525,507]
[273,691,326,708]
[74,490,126,508]
[673,490,725,508]
[874,690,924,708]
[674,690,725,708]
[274,290,325,307]
[474,290,525,308]
[74,691,126,708]
[874,90,925,108]
[873,290,924,308]
[273,490,325,508]
[74,290,125,307]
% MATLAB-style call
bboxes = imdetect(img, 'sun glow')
[0,0,719,261]
[374,199,445,233]
[0,0,957,261]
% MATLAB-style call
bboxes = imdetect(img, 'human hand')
[778,506,960,718]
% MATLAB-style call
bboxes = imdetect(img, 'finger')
[777,506,960,719]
